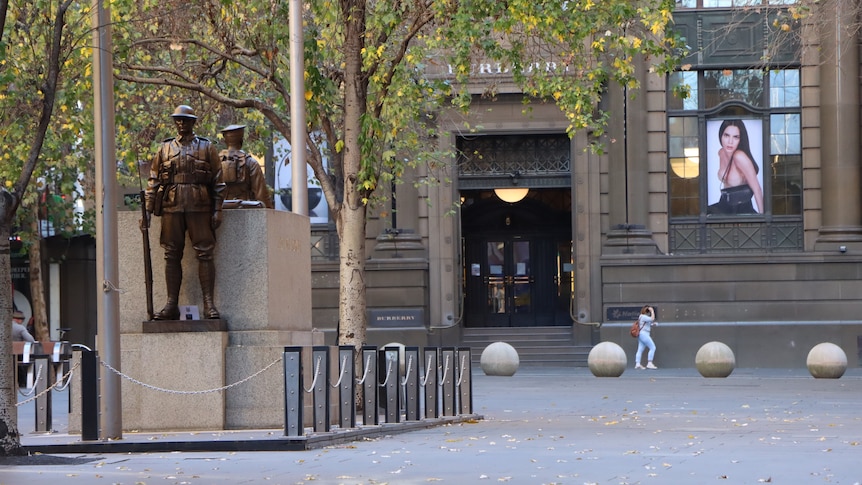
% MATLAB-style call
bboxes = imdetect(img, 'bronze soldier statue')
[219,124,273,208]
[141,105,225,320]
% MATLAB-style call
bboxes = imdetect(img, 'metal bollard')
[404,347,420,421]
[457,347,473,415]
[311,346,330,433]
[80,349,99,441]
[423,347,439,419]
[441,347,456,416]
[34,351,51,432]
[283,346,303,437]
[361,346,378,426]
[381,347,400,423]
[337,346,356,429]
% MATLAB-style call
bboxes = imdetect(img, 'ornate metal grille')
[457,134,571,176]
[311,228,339,261]
[669,221,803,253]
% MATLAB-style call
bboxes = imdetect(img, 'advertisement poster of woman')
[706,118,764,215]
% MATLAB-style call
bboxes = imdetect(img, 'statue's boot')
[200,260,220,319]
[154,259,182,320]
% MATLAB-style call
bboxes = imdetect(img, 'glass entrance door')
[485,240,532,326]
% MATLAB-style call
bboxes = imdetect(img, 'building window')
[667,68,802,252]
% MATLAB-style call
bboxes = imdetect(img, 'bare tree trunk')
[29,204,50,341]
[338,0,370,352]
[0,191,23,455]
[338,0,371,409]
[0,0,72,456]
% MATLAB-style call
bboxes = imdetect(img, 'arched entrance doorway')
[461,188,573,327]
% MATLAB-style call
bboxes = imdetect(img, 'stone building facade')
[307,1,862,368]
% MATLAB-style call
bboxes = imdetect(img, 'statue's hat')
[170,105,198,119]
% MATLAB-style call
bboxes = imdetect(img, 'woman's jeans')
[635,332,656,363]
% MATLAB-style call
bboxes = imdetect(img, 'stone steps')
[461,326,591,367]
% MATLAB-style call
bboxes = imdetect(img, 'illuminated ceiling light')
[670,147,700,179]
[494,187,529,203]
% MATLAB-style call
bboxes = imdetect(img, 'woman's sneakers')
[635,364,646,370]
[646,362,658,370]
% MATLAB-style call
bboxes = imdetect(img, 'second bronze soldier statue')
[142,105,225,320]
[219,124,273,208]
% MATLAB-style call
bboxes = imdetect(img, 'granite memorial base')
[68,209,322,433]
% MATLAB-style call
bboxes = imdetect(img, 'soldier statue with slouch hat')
[141,105,225,320]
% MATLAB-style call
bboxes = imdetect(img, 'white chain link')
[439,355,450,387]
[303,356,322,393]
[16,361,80,407]
[419,353,434,386]
[356,354,373,385]
[456,354,468,386]
[379,358,394,387]
[330,355,350,388]
[17,363,43,398]
[400,355,413,386]
[100,357,281,395]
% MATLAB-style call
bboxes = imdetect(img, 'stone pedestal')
[110,209,321,431]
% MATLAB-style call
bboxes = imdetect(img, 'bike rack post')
[283,346,303,437]
[80,349,99,441]
[457,347,473,415]
[311,346,330,433]
[423,347,439,419]
[404,346,420,421]
[34,346,51,432]
[361,346,378,426]
[441,347,456,416]
[337,345,356,429]
[382,346,400,423]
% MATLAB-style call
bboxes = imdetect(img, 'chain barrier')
[17,363,43,398]
[400,355,413,386]
[100,356,282,395]
[16,361,80,407]
[379,358,394,387]
[330,355,349,388]
[419,353,434,386]
[456,354,468,386]
[439,355,450,386]
[356,354,373,385]
[303,356,322,393]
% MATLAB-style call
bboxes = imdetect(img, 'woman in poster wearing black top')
[708,119,764,215]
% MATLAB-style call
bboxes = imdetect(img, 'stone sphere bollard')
[695,341,736,378]
[380,342,406,376]
[587,341,627,377]
[480,342,520,376]
[807,342,847,379]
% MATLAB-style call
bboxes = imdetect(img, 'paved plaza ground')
[3,366,862,484]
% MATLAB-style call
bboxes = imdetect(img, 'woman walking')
[634,305,658,370]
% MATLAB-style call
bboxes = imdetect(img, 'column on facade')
[815,3,862,248]
[603,55,660,254]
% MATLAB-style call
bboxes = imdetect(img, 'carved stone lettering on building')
[368,308,426,328]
